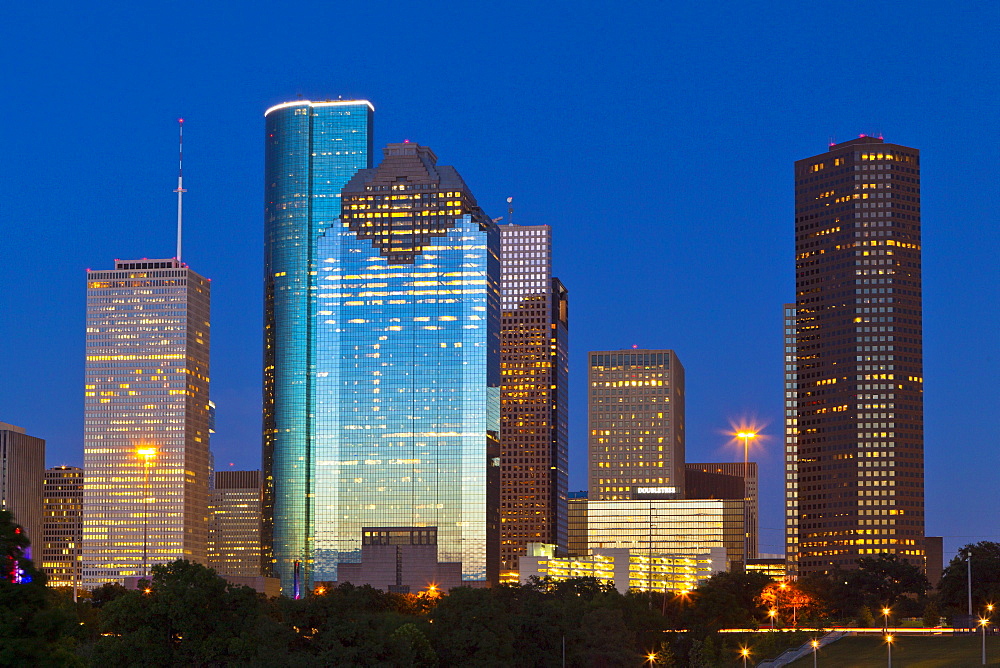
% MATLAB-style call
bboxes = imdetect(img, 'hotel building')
[588,350,685,501]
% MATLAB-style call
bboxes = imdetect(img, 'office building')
[265,130,501,592]
[499,223,569,578]
[82,258,211,586]
[586,499,743,569]
[789,137,924,575]
[42,466,84,587]
[520,543,725,594]
[783,304,800,576]
[0,423,45,559]
[686,462,758,560]
[588,350,684,501]
[262,99,374,591]
[208,470,262,578]
[567,492,588,557]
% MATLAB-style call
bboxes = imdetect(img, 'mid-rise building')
[499,223,569,578]
[264,134,501,593]
[788,137,924,575]
[567,492,588,557]
[588,350,684,501]
[586,498,743,569]
[208,470,262,578]
[42,466,84,587]
[520,543,725,594]
[0,423,45,559]
[82,258,211,586]
[686,462,758,560]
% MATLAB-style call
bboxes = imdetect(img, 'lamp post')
[768,608,777,630]
[882,607,891,633]
[885,634,893,668]
[136,447,156,578]
[645,651,657,666]
[968,548,974,619]
[811,639,819,668]
[739,647,750,668]
[736,431,757,568]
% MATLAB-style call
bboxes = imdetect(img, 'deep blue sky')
[2,1,997,557]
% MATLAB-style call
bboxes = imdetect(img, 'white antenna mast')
[174,118,187,262]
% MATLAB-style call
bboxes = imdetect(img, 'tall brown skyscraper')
[788,137,924,576]
[499,223,568,579]
[588,350,684,501]
[208,470,262,578]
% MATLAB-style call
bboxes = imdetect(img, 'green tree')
[938,542,1000,615]
[92,559,292,666]
[682,571,772,633]
[0,509,82,666]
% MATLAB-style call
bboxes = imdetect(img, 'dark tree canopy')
[938,542,1000,614]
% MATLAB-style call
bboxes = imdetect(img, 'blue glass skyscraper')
[265,101,499,591]
[263,100,374,591]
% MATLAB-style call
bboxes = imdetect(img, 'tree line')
[3,510,998,667]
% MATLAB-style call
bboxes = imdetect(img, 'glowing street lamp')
[811,639,819,667]
[768,608,777,630]
[980,615,990,665]
[645,651,658,666]
[736,430,758,567]
[136,446,156,577]
[739,647,751,668]
[885,634,893,668]
[882,607,891,633]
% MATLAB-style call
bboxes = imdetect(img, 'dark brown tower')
[789,137,924,576]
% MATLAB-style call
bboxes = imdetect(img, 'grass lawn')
[785,634,1000,667]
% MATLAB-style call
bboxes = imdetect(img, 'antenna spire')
[174,118,187,262]
[506,196,513,226]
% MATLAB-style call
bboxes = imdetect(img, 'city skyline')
[3,2,997,560]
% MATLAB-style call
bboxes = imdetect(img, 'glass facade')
[586,499,744,570]
[263,100,374,590]
[265,124,500,590]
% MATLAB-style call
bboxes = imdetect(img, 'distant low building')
[746,555,787,581]
[208,470,262,578]
[520,543,725,594]
[0,422,45,560]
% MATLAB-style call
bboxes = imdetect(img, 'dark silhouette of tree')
[938,542,1000,615]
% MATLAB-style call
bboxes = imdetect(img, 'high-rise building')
[788,137,924,575]
[567,491,588,557]
[0,423,45,559]
[783,304,799,576]
[588,350,684,501]
[265,130,501,592]
[42,466,84,587]
[82,258,211,586]
[208,470,262,578]
[499,223,568,578]
[262,99,374,591]
[686,462,758,560]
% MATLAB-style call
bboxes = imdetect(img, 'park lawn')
[785,635,1000,667]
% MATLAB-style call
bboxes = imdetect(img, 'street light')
[136,446,156,578]
[811,639,819,668]
[882,607,891,633]
[739,647,751,668]
[645,651,657,666]
[980,616,990,666]
[768,608,777,630]
[736,430,757,567]
[885,634,893,668]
